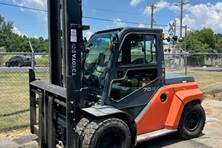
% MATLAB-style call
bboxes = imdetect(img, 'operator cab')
[83,28,165,117]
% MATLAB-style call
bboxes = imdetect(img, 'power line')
[0,2,139,16]
[0,2,168,27]
[84,16,144,25]
[0,2,47,12]
[86,7,140,16]
[0,2,146,25]
[85,16,168,27]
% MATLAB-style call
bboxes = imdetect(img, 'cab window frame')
[117,32,158,68]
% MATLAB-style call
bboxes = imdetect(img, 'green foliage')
[36,55,49,66]
[0,15,48,52]
[215,34,222,53]
[182,28,216,52]
[181,28,222,53]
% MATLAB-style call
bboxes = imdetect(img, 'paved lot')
[138,99,222,148]
[0,99,221,148]
[191,67,222,72]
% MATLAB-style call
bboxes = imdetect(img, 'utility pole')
[177,0,189,38]
[179,0,183,38]
[184,25,188,75]
[184,25,188,49]
[173,20,177,36]
[150,4,156,28]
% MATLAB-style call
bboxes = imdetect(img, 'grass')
[0,69,221,133]
[188,71,222,91]
[36,55,49,67]
[0,71,48,132]
[187,70,222,101]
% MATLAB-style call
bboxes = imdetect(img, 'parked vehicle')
[5,56,32,67]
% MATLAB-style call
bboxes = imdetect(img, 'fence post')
[31,52,35,70]
[29,40,35,70]
[185,54,188,75]
[0,52,2,67]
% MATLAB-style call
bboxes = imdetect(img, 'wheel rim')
[185,112,200,131]
[96,127,125,148]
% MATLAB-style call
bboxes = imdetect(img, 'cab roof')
[95,27,163,35]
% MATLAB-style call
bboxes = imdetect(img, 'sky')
[0,0,222,38]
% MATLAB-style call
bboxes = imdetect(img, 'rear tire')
[178,102,206,139]
[81,118,131,148]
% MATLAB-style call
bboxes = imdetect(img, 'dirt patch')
[204,90,222,101]
[0,128,30,140]
[193,99,222,148]
[212,91,222,101]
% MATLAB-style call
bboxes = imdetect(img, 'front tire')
[81,118,131,148]
[178,102,206,139]
[17,62,22,67]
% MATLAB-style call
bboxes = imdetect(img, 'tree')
[198,28,215,49]
[182,28,219,53]
[215,34,222,53]
[0,15,48,52]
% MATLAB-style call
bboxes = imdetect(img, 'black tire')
[81,118,131,148]
[5,62,9,67]
[17,62,22,67]
[11,62,16,67]
[76,118,91,147]
[178,102,206,139]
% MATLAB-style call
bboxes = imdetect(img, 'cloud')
[113,18,126,27]
[10,0,47,22]
[138,23,145,28]
[145,1,222,32]
[183,2,222,32]
[144,0,170,15]
[12,26,24,36]
[143,0,191,15]
[12,0,46,10]
[130,0,142,7]
[166,2,222,33]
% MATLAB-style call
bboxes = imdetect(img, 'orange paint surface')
[165,95,184,128]
[136,82,203,135]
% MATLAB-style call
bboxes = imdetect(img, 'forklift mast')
[49,0,86,147]
[31,0,86,147]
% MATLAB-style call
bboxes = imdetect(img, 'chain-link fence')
[0,52,222,132]
[0,52,48,132]
[165,53,222,74]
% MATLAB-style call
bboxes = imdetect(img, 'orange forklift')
[29,0,206,147]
